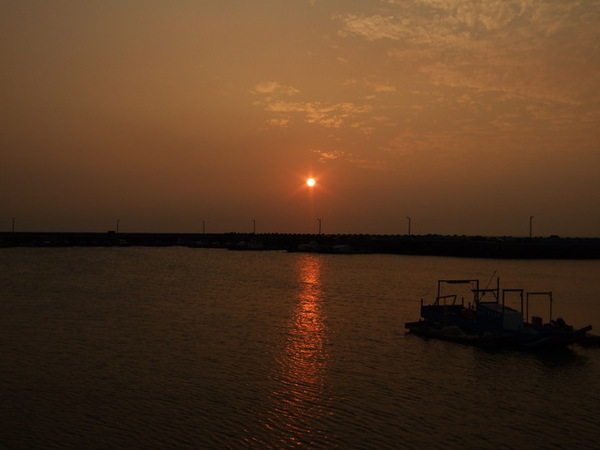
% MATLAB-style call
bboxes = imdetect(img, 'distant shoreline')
[1,232,599,259]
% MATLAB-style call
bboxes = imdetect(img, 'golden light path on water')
[261,254,330,446]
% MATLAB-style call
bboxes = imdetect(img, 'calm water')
[1,247,600,449]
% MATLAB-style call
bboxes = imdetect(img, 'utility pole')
[406,216,411,236]
[317,218,322,235]
[529,216,534,239]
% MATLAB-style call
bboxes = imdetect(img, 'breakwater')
[1,232,599,259]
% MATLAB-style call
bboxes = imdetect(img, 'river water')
[1,247,599,448]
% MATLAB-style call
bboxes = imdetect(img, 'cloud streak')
[335,0,600,106]
[253,82,374,129]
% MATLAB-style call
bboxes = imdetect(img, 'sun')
[306,178,316,187]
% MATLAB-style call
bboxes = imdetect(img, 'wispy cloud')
[254,1,599,175]
[313,149,391,171]
[252,81,300,97]
[335,0,600,107]
[314,149,345,162]
[336,14,405,41]
[253,83,373,129]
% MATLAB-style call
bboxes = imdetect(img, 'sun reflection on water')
[265,253,330,446]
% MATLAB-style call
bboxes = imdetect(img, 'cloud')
[252,81,300,97]
[336,14,405,41]
[372,84,396,93]
[314,149,345,162]
[345,156,392,171]
[266,118,291,128]
[335,1,535,46]
[257,96,373,129]
[336,0,600,107]
[344,78,397,96]
[253,80,372,128]
[312,148,391,171]
[254,1,598,175]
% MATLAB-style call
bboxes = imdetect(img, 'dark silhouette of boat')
[405,278,593,350]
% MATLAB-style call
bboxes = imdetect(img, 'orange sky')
[2,1,599,236]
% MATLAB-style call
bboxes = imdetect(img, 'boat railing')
[472,287,500,303]
[525,291,553,324]
[437,279,480,303]
[434,294,462,306]
[502,288,524,321]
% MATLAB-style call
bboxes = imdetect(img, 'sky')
[2,0,599,237]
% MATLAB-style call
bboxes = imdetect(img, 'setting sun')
[306,178,316,187]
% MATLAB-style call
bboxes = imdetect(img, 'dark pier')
[1,232,599,259]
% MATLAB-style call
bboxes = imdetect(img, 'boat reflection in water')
[266,254,330,446]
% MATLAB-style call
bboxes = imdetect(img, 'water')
[1,247,600,448]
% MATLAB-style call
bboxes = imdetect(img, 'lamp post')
[406,216,411,236]
[317,218,322,235]
[252,219,256,234]
[529,216,534,239]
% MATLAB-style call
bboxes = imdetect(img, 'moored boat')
[405,278,592,350]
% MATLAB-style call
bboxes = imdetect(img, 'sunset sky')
[2,0,599,236]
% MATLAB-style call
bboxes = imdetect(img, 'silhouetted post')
[529,216,534,238]
[116,219,120,233]
[12,217,15,233]
[317,218,322,235]
[407,216,411,236]
[252,219,256,234]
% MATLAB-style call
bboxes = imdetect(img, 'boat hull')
[405,320,592,350]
